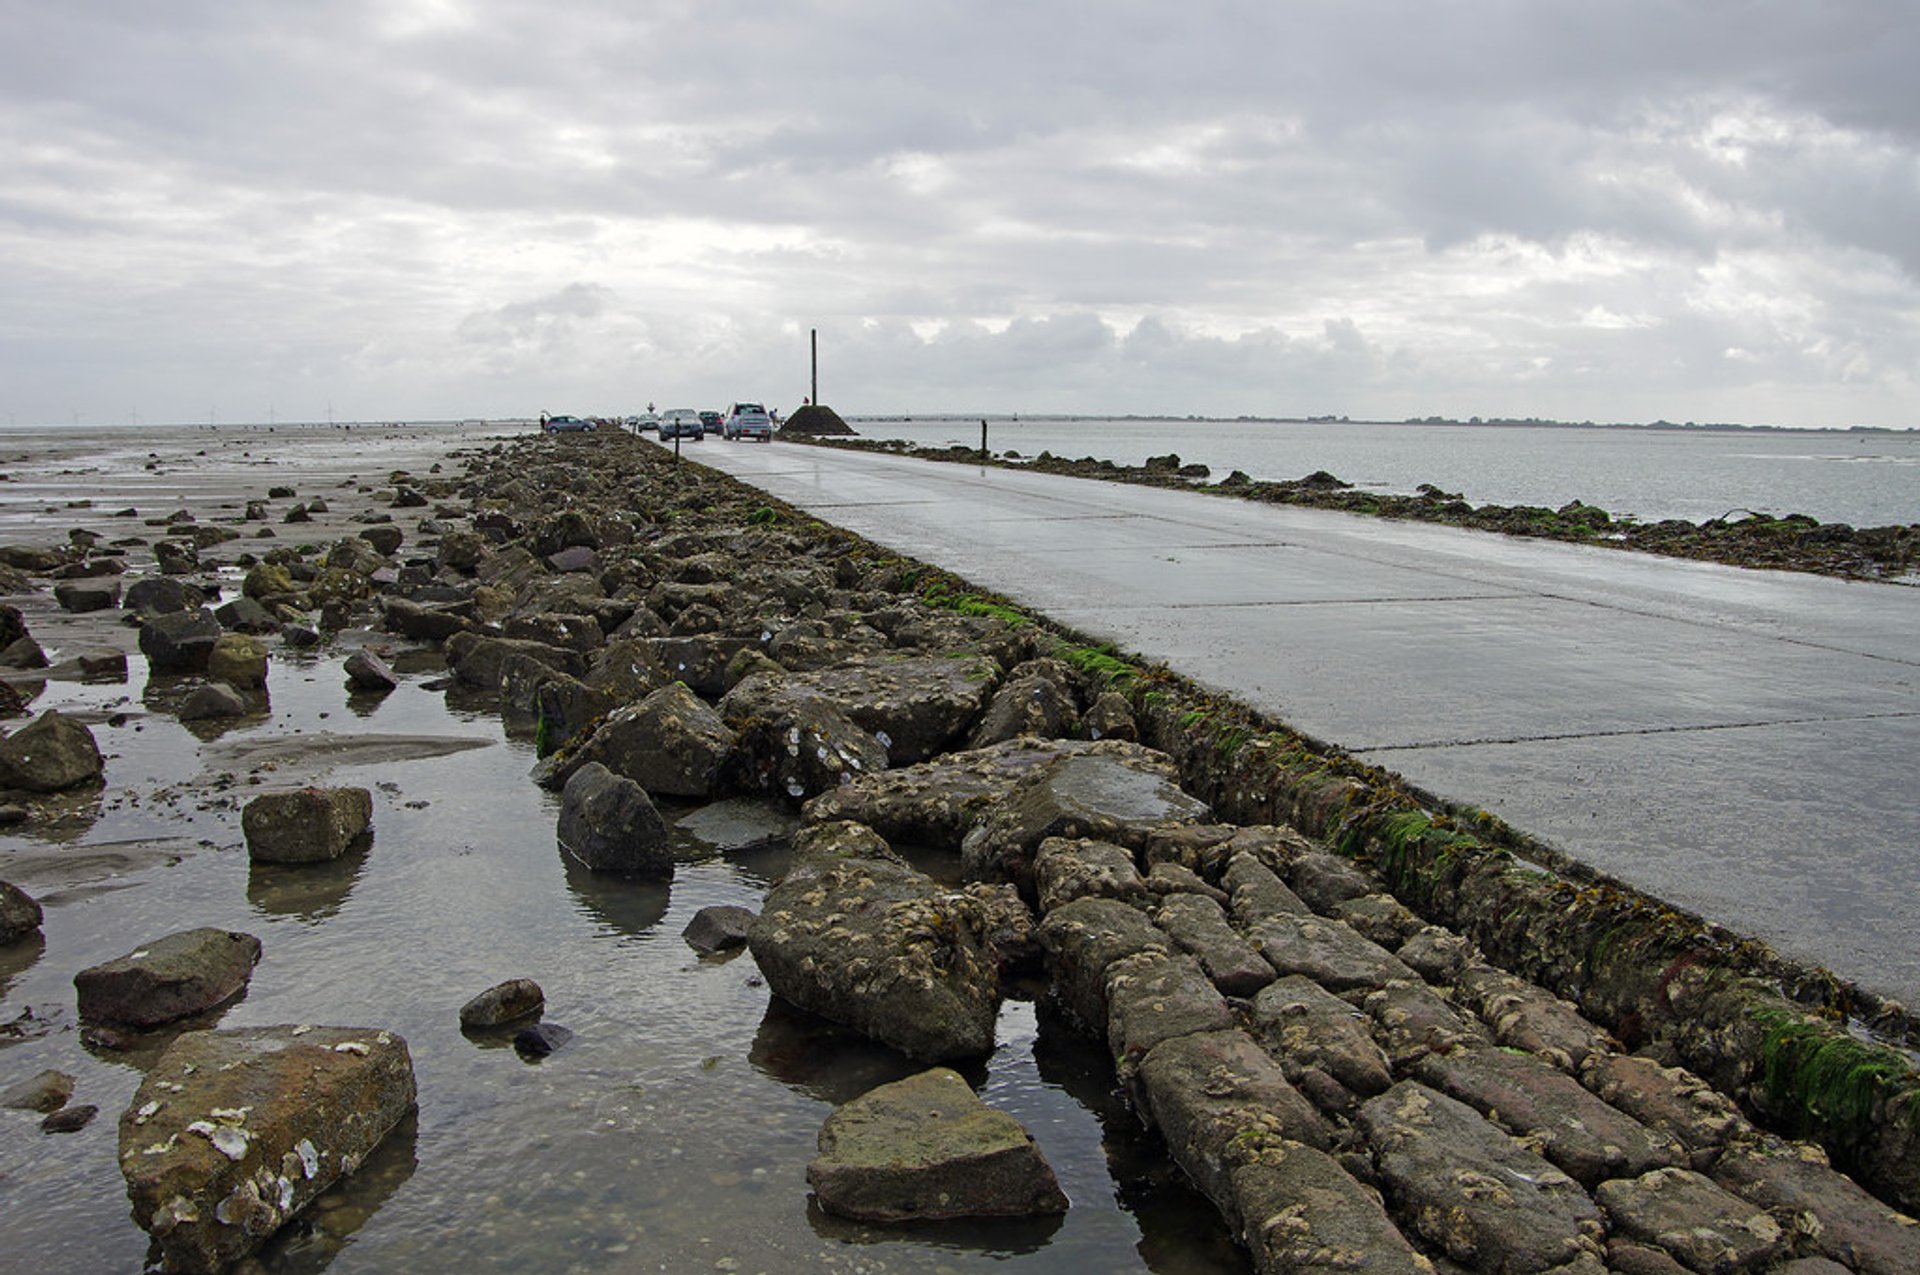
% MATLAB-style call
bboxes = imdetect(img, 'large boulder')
[0,710,105,792]
[449,635,584,690]
[965,657,1080,747]
[748,821,1002,1062]
[206,633,269,690]
[720,682,889,802]
[961,747,1211,894]
[729,654,1002,764]
[74,927,263,1027]
[1,878,43,945]
[807,1067,1067,1222]
[555,762,672,877]
[242,788,374,864]
[54,579,121,612]
[124,577,208,616]
[540,682,735,798]
[118,1025,415,1275]
[140,607,224,673]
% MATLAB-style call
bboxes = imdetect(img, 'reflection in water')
[0,930,46,1002]
[749,994,976,1108]
[559,855,671,939]
[247,837,373,923]
[253,1107,421,1275]
[79,991,253,1074]
[806,1194,1066,1255]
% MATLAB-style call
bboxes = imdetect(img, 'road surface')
[691,440,1920,1009]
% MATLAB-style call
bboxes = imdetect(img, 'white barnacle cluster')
[133,1099,163,1125]
[332,1040,370,1056]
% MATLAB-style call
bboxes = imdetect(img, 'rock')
[458,978,545,1029]
[242,787,374,864]
[1247,974,1394,1100]
[732,653,1003,764]
[1359,1081,1604,1273]
[2,878,45,944]
[179,682,250,721]
[343,648,398,693]
[42,1103,98,1133]
[382,596,473,641]
[747,821,1002,1062]
[1083,689,1138,742]
[1458,963,1618,1072]
[450,635,584,690]
[965,658,1079,747]
[1362,979,1488,1068]
[2,1068,73,1112]
[154,538,199,574]
[1580,1054,1750,1169]
[683,904,757,954]
[1597,1167,1784,1274]
[1153,891,1274,998]
[0,710,105,792]
[504,610,604,653]
[76,647,130,679]
[719,682,890,802]
[124,576,207,615]
[0,635,48,668]
[542,682,735,799]
[1035,896,1170,1036]
[1244,911,1416,994]
[1131,1027,1336,1223]
[961,748,1211,893]
[514,1022,573,1058]
[139,607,224,673]
[1034,836,1151,912]
[556,762,672,877]
[1286,852,1377,912]
[1104,949,1234,1067]
[74,927,263,1027]
[206,633,269,689]
[118,1025,415,1275]
[214,595,278,633]
[806,1067,1067,1221]
[1712,1136,1920,1275]
[54,579,121,612]
[358,525,404,555]
[1229,1139,1432,1275]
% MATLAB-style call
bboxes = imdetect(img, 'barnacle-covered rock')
[747,821,1002,1062]
[118,1025,415,1274]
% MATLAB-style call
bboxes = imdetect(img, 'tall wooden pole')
[811,328,818,406]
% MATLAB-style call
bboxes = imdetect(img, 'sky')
[3,1,1918,429]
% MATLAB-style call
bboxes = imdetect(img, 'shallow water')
[0,424,1247,1273]
[854,417,1920,528]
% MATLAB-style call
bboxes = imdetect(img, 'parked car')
[658,408,704,441]
[699,410,723,433]
[628,413,660,433]
[722,402,774,442]
[542,414,593,433]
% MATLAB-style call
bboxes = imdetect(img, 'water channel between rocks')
[0,433,1247,1272]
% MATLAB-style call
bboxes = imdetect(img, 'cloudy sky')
[4,1,1917,428]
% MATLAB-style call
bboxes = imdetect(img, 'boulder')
[1,635,48,669]
[206,633,270,690]
[214,595,278,633]
[1712,1136,1920,1275]
[1035,896,1170,1036]
[242,787,374,864]
[124,576,208,615]
[514,1022,574,1058]
[1033,836,1150,912]
[1581,1055,1750,1171]
[556,762,672,877]
[54,579,121,612]
[2,1068,73,1113]
[343,649,398,693]
[118,1025,415,1275]
[458,978,545,1029]
[359,524,404,556]
[747,821,1002,1062]
[961,747,1210,893]
[179,682,249,721]
[1596,1167,1783,1274]
[731,654,1002,764]
[1083,690,1138,742]
[153,538,200,575]
[382,596,473,641]
[450,635,584,690]
[720,684,889,802]
[1153,891,1273,998]
[965,658,1079,747]
[0,710,105,792]
[541,682,735,799]
[1229,1139,1433,1275]
[683,904,757,954]
[806,1067,1067,1221]
[1,878,43,944]
[74,927,263,1027]
[140,607,224,673]
[1104,949,1234,1067]
[1247,974,1394,1100]
[1359,1081,1604,1273]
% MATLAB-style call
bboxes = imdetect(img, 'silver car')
[658,409,704,441]
[722,402,773,442]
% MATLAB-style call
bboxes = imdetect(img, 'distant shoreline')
[846,413,1916,435]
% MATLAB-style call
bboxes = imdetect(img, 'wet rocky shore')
[3,426,1918,1273]
[790,433,1920,582]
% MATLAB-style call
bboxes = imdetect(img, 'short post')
[979,418,988,460]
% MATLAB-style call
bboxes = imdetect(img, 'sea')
[846,417,1920,529]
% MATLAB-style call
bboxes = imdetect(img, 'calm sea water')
[849,418,1920,528]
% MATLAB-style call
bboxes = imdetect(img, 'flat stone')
[1248,974,1393,1099]
[1712,1137,1920,1275]
[1222,851,1312,925]
[1596,1167,1784,1274]
[118,1025,415,1275]
[1246,911,1416,994]
[807,1067,1067,1221]
[1228,1141,1431,1275]
[458,978,545,1029]
[1104,949,1234,1067]
[1580,1053,1750,1169]
[1035,895,1170,1036]
[1362,979,1488,1068]
[242,787,374,863]
[1359,1080,1604,1274]
[74,927,263,1027]
[1034,836,1150,912]
[514,1022,574,1058]
[1458,963,1617,1072]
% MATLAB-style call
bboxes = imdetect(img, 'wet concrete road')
[692,441,1920,1010]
